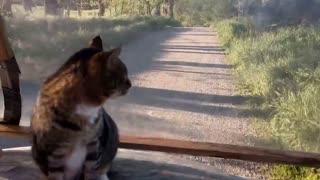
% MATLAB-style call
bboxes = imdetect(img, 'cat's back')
[45,48,101,84]
[31,47,101,134]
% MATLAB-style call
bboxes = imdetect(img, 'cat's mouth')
[108,89,129,99]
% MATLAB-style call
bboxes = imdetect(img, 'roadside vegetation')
[217,20,320,179]
[175,0,320,179]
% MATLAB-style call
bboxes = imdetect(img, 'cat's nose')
[126,79,132,88]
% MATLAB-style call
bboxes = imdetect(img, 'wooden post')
[0,16,22,125]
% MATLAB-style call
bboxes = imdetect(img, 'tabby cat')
[31,36,131,180]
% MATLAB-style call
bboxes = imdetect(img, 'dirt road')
[1,27,263,179]
[106,27,263,178]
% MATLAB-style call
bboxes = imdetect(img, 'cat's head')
[81,36,131,104]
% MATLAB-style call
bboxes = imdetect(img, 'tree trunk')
[23,0,33,12]
[128,0,133,15]
[155,3,161,16]
[169,0,174,18]
[44,0,59,15]
[142,0,151,15]
[1,0,12,17]
[66,0,71,17]
[147,5,151,15]
[145,2,151,15]
[114,3,118,16]
[120,0,124,14]
[78,0,82,17]
[98,0,105,16]
[237,0,241,18]
[162,6,167,16]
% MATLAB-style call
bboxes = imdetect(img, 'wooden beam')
[120,136,320,168]
[0,124,31,138]
[1,124,320,168]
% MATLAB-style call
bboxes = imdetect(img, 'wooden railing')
[1,124,320,168]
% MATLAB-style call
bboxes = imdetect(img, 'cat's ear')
[90,35,103,50]
[107,47,122,69]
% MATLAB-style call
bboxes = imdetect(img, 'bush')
[215,18,254,48]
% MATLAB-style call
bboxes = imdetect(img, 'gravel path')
[0,27,265,179]
[105,27,265,179]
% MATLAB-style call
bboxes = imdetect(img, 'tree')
[98,0,105,16]
[155,0,164,16]
[168,0,174,18]
[23,0,34,12]
[44,0,59,15]
[1,0,13,17]
[142,0,152,15]
[78,0,82,17]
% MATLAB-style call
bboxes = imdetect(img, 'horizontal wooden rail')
[1,124,320,168]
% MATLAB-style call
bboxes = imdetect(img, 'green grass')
[216,19,320,179]
[6,15,180,81]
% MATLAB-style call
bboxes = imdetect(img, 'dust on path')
[106,27,265,179]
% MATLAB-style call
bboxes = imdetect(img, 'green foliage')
[175,0,236,26]
[10,0,174,18]
[175,0,320,27]
[272,84,320,152]
[216,20,320,178]
[269,165,320,180]
[7,16,180,80]
[215,18,253,48]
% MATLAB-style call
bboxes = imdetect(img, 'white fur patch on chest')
[75,104,100,124]
[65,143,87,179]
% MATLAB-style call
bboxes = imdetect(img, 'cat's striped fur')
[31,36,131,180]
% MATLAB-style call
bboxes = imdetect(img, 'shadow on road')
[161,45,225,52]
[108,109,188,138]
[111,158,239,180]
[111,86,247,118]
[161,49,226,55]
[177,33,218,37]
[154,61,233,69]
[151,68,233,76]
